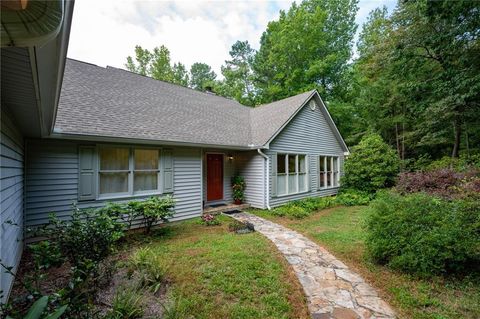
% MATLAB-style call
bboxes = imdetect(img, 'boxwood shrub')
[365,191,480,277]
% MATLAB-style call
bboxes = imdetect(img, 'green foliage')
[219,40,257,106]
[189,62,217,91]
[45,206,125,269]
[336,189,372,206]
[426,153,480,172]
[5,296,67,319]
[104,288,144,319]
[125,45,188,86]
[231,175,246,202]
[365,191,480,277]
[127,196,175,234]
[128,248,167,293]
[28,241,63,270]
[342,133,399,193]
[254,0,358,103]
[351,0,480,162]
[271,205,310,219]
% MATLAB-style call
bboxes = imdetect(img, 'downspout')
[257,149,271,210]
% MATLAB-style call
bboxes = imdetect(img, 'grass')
[251,206,480,319]
[123,215,309,319]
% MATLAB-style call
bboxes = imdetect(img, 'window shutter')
[162,149,174,193]
[78,146,96,201]
[271,153,277,197]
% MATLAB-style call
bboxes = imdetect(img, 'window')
[319,156,339,189]
[276,153,308,196]
[98,147,160,197]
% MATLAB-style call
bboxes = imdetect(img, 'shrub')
[342,133,399,193]
[427,153,480,171]
[28,240,64,270]
[231,175,246,203]
[291,196,337,212]
[396,168,479,200]
[128,248,167,293]
[201,213,221,226]
[365,191,480,276]
[271,205,309,219]
[128,196,175,233]
[45,206,125,269]
[105,288,144,319]
[336,189,372,206]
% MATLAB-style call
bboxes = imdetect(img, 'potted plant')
[232,175,246,204]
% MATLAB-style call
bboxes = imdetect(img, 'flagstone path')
[229,212,396,319]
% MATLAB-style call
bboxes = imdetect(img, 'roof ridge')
[105,65,247,107]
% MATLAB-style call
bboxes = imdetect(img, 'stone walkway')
[229,212,396,319]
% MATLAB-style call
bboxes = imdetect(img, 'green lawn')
[251,206,480,319]
[123,215,309,319]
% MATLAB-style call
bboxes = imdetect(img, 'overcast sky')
[67,0,396,75]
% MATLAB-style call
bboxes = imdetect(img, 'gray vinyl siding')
[236,151,265,209]
[25,139,202,228]
[1,107,24,303]
[266,101,345,207]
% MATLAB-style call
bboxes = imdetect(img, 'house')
[1,0,75,302]
[0,0,348,304]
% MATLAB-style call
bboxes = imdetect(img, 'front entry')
[206,154,224,201]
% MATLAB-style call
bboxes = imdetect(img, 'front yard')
[251,206,480,319]
[8,215,309,319]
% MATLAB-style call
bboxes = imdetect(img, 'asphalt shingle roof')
[54,59,317,148]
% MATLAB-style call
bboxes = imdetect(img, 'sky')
[67,0,397,75]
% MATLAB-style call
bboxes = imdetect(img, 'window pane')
[100,148,129,170]
[135,149,158,170]
[320,156,325,171]
[277,175,287,196]
[327,172,332,187]
[99,172,128,194]
[277,154,286,174]
[332,157,338,172]
[288,155,296,173]
[320,172,325,188]
[333,172,338,187]
[299,155,306,173]
[299,173,307,192]
[326,156,332,171]
[134,172,158,192]
[288,174,297,193]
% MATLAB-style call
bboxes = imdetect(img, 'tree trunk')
[451,118,461,158]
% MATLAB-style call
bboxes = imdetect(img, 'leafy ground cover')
[251,206,480,319]
[8,215,309,319]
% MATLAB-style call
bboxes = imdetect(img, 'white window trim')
[318,155,340,190]
[97,145,163,200]
[276,153,309,197]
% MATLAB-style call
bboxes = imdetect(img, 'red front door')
[207,154,223,201]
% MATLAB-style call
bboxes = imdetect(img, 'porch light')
[228,154,234,161]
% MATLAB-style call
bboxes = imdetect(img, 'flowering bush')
[396,168,479,200]
[201,213,221,226]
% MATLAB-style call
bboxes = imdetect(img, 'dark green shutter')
[78,146,96,200]
[271,153,277,197]
[163,149,174,193]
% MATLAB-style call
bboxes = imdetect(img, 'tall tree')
[189,62,217,91]
[254,0,358,103]
[220,40,257,106]
[171,62,189,86]
[126,45,189,85]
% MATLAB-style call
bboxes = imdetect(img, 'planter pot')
[234,199,242,205]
